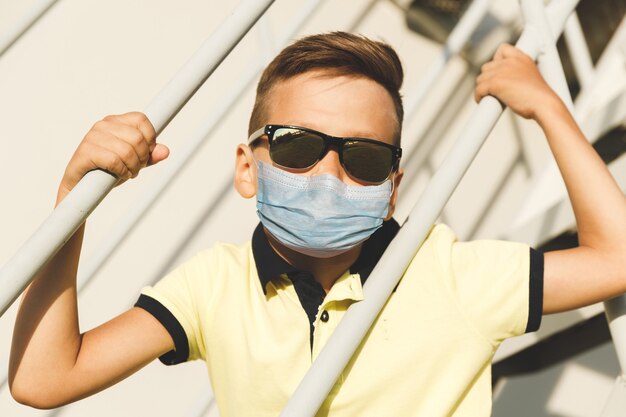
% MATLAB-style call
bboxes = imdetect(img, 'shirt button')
[320,310,329,322]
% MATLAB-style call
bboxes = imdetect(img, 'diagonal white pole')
[0,0,60,57]
[402,0,491,119]
[279,1,579,415]
[563,12,594,89]
[0,0,275,318]
[521,0,575,112]
[601,298,626,416]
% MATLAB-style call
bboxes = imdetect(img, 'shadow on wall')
[492,342,619,417]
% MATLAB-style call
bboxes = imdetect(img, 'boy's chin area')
[262,227,364,291]
[263,227,363,261]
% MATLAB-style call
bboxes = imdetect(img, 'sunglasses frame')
[248,124,402,183]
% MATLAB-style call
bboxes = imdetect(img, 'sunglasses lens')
[270,128,325,169]
[343,141,393,183]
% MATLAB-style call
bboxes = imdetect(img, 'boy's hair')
[248,31,404,145]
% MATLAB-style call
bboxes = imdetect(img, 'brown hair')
[248,31,404,145]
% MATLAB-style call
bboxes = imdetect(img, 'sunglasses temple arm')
[247,126,266,144]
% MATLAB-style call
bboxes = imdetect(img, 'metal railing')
[0,0,60,57]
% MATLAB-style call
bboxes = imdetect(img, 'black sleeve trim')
[525,248,544,333]
[135,294,190,365]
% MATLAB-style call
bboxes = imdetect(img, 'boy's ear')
[385,168,403,221]
[234,144,258,199]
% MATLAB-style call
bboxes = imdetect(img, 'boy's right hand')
[57,112,170,203]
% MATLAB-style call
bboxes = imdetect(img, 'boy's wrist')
[532,93,569,127]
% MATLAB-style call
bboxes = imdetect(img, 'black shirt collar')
[252,219,400,294]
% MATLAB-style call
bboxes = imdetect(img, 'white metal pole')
[279,1,579,415]
[403,0,491,118]
[184,390,216,417]
[0,0,275,318]
[563,12,594,89]
[600,375,626,417]
[574,15,626,117]
[605,297,626,375]
[520,0,575,112]
[0,0,60,56]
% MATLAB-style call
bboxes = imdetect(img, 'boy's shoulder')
[190,239,254,271]
[415,222,530,271]
[419,222,458,255]
[424,222,528,251]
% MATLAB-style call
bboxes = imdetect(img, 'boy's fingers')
[120,112,157,147]
[103,112,157,149]
[147,143,170,166]
[474,70,496,102]
[480,61,495,73]
[494,43,534,64]
[474,82,488,102]
[89,132,143,178]
[93,121,151,165]
[493,43,519,61]
[493,44,507,60]
[477,63,498,82]
[90,144,132,180]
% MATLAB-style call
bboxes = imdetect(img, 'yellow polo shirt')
[136,219,543,417]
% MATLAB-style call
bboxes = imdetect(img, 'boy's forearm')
[534,98,626,251]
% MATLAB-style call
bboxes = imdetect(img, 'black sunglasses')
[248,125,402,184]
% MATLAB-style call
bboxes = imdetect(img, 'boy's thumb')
[148,143,170,166]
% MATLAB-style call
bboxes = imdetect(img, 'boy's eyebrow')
[284,120,382,141]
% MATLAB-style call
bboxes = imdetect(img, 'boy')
[9,32,626,416]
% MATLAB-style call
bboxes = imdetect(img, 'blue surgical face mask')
[255,161,392,258]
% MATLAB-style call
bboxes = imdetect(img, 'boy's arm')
[476,44,626,314]
[9,113,174,408]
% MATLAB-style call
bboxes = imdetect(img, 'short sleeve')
[135,252,209,365]
[450,239,543,344]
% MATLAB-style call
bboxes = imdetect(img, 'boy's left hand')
[474,43,561,120]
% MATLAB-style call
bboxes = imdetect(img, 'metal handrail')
[279,1,579,415]
[0,0,60,57]
[563,12,594,89]
[0,0,275,317]
[400,7,524,197]
[402,0,491,119]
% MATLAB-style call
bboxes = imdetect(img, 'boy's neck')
[264,230,362,293]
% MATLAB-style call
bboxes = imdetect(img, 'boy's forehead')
[264,70,398,144]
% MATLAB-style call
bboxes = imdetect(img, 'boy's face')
[235,70,403,218]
